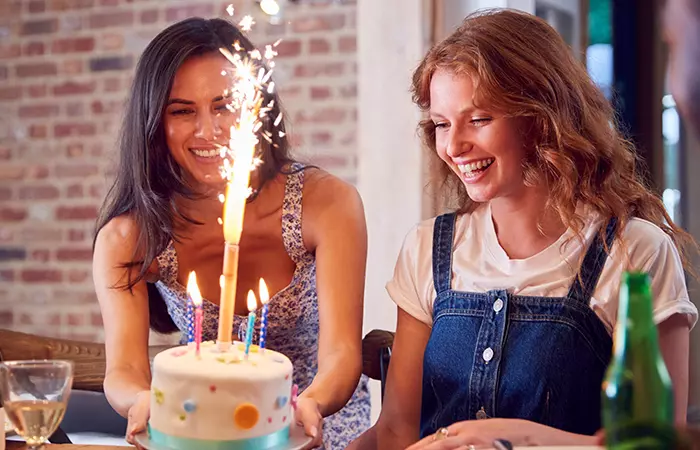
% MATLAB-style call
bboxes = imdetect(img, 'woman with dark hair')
[350,8,697,449]
[93,17,370,449]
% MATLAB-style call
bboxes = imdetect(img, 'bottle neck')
[613,273,658,357]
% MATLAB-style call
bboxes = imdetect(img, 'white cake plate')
[134,426,313,450]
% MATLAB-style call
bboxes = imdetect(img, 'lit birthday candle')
[187,272,203,357]
[259,278,269,352]
[244,290,257,360]
[186,296,194,345]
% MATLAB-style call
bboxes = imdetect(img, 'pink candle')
[187,271,204,357]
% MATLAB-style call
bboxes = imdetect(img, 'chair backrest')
[0,329,173,392]
[361,329,395,402]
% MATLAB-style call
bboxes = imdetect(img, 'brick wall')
[0,0,357,342]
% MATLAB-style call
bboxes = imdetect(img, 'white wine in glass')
[0,360,73,450]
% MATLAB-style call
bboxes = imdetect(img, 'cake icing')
[149,341,294,448]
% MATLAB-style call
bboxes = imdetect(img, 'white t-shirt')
[387,203,698,333]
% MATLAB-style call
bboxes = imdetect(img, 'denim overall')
[420,213,617,438]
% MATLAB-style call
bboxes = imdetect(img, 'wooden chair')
[0,329,174,444]
[361,329,395,402]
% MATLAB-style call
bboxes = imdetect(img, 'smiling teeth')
[192,149,218,158]
[458,158,494,173]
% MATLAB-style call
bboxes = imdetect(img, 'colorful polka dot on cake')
[209,385,217,393]
[178,413,186,421]
[183,400,196,413]
[275,396,288,409]
[153,388,164,405]
[234,403,259,430]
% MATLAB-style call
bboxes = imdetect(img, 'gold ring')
[433,427,449,441]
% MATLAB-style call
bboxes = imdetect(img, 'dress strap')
[155,240,179,285]
[281,163,307,265]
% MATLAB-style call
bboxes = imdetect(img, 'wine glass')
[0,360,73,450]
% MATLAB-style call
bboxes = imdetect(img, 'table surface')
[6,442,130,449]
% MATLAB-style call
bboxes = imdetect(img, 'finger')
[295,407,320,439]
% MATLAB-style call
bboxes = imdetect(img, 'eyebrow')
[166,94,231,106]
[429,106,478,118]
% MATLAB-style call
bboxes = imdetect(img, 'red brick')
[0,187,11,201]
[27,165,50,179]
[54,123,96,137]
[28,1,46,13]
[99,0,119,5]
[19,104,59,119]
[309,38,331,54]
[0,44,21,59]
[91,312,103,326]
[0,66,6,80]
[0,270,13,282]
[19,185,60,200]
[0,87,22,101]
[0,146,11,160]
[28,84,48,98]
[22,19,58,35]
[61,59,84,75]
[91,100,122,114]
[16,62,57,77]
[292,14,345,33]
[66,143,84,157]
[55,164,99,178]
[338,36,356,53]
[89,56,132,72]
[275,39,302,57]
[30,249,51,262]
[52,290,96,304]
[166,4,214,22]
[68,229,86,241]
[0,311,12,326]
[48,0,95,10]
[103,77,121,92]
[21,269,62,283]
[311,132,332,145]
[0,207,27,222]
[295,107,347,124]
[140,9,158,24]
[340,84,357,98]
[53,80,96,96]
[24,41,46,56]
[294,62,344,78]
[67,184,84,198]
[89,11,133,29]
[310,86,331,100]
[101,33,123,51]
[56,248,92,261]
[67,313,86,326]
[56,205,98,220]
[0,166,25,181]
[66,102,84,117]
[52,37,95,54]
[29,124,48,138]
[89,183,105,199]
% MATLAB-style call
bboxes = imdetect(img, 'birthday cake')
[148,341,294,449]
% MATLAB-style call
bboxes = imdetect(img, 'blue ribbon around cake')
[148,425,290,450]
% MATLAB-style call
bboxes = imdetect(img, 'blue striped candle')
[186,296,194,344]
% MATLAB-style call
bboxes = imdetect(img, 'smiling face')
[163,53,236,187]
[429,69,529,203]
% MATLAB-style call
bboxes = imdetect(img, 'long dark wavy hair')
[94,18,295,333]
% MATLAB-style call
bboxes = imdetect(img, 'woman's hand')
[125,390,150,448]
[405,418,597,450]
[294,395,324,449]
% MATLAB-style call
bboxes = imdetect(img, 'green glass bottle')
[602,272,676,449]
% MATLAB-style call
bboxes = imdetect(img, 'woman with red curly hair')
[350,8,697,450]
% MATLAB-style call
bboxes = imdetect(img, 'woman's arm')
[300,172,368,416]
[93,216,153,417]
[349,307,432,450]
[658,313,690,425]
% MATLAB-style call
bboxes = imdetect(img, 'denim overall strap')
[432,213,458,295]
[566,217,618,304]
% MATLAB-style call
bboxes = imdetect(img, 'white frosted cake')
[148,341,294,449]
